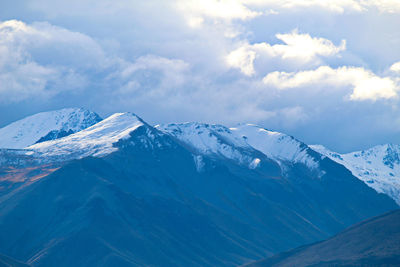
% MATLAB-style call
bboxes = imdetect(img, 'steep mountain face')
[0,113,397,267]
[156,123,279,170]
[246,209,400,267]
[27,112,144,162]
[311,144,400,205]
[0,108,102,149]
[157,123,319,171]
[230,124,319,169]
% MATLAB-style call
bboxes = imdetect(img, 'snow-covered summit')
[27,112,144,160]
[157,122,249,152]
[230,124,319,169]
[0,108,102,149]
[157,122,263,168]
[311,144,400,205]
[157,122,319,170]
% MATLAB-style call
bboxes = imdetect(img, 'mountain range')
[0,108,398,266]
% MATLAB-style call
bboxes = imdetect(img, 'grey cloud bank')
[0,0,400,152]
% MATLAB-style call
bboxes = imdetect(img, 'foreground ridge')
[246,209,400,267]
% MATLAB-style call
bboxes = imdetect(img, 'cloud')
[226,46,257,76]
[0,19,195,107]
[390,61,400,73]
[114,55,190,98]
[273,30,346,60]
[176,0,400,23]
[263,65,399,101]
[227,30,346,76]
[0,20,107,102]
[0,61,56,103]
[176,0,261,23]
[246,0,400,14]
[274,106,310,128]
[363,0,400,13]
[246,0,365,13]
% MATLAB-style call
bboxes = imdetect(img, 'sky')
[0,0,400,152]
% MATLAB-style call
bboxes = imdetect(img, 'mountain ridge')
[245,209,400,267]
[311,144,400,204]
[0,108,102,149]
[1,108,399,205]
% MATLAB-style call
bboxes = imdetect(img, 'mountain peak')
[157,122,319,171]
[230,124,319,169]
[27,112,145,160]
[157,122,258,167]
[0,108,102,149]
[157,122,250,151]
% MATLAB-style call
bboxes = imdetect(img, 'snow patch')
[193,155,205,172]
[249,158,261,169]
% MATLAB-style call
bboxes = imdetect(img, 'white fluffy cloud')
[115,55,190,98]
[390,62,400,73]
[363,0,400,13]
[0,20,105,102]
[244,0,400,14]
[227,30,345,76]
[0,20,190,104]
[177,0,261,22]
[273,30,346,60]
[263,65,399,101]
[177,0,400,26]
[226,46,257,76]
[246,0,365,13]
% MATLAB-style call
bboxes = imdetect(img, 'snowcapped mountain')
[3,108,397,210]
[158,123,319,170]
[2,108,398,207]
[27,112,145,161]
[156,123,265,169]
[230,124,319,169]
[0,109,324,172]
[311,144,400,205]
[0,109,398,267]
[0,108,102,149]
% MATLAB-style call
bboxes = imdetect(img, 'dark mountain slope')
[0,125,397,266]
[247,209,400,267]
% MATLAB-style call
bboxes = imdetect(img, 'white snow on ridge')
[0,108,101,149]
[157,123,260,168]
[231,124,319,169]
[157,123,249,152]
[311,144,400,205]
[4,107,398,204]
[27,113,144,160]
[158,122,319,170]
